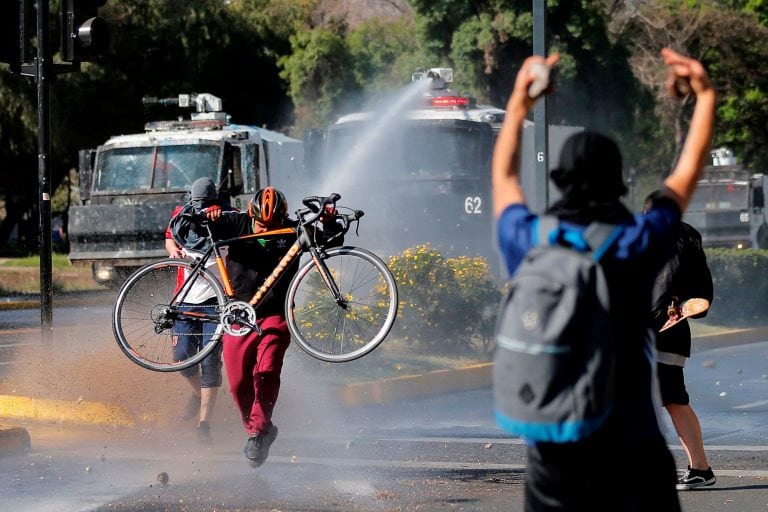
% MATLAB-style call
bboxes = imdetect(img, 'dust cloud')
[0,317,364,446]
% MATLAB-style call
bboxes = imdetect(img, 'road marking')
[690,469,768,478]
[376,436,525,445]
[270,455,528,471]
[733,399,768,410]
[0,395,134,427]
[0,341,44,347]
[269,456,768,477]
[698,444,768,452]
[0,323,102,336]
[0,328,44,335]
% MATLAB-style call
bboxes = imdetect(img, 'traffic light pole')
[37,0,54,337]
[3,0,107,337]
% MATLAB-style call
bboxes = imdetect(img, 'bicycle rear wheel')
[286,246,398,362]
[112,258,227,372]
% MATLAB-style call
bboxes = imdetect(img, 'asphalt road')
[1,294,768,511]
[2,384,768,512]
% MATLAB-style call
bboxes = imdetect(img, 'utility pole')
[37,0,54,336]
[532,0,549,211]
[1,0,109,337]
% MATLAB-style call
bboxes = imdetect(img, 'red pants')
[222,315,290,436]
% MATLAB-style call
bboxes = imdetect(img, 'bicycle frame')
[113,194,397,369]
[171,216,346,328]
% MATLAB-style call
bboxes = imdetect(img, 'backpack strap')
[534,215,623,261]
[583,222,624,262]
[533,216,560,247]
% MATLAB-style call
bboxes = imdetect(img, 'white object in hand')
[528,63,550,99]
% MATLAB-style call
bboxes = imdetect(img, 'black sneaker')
[677,466,716,490]
[196,421,212,445]
[244,425,278,468]
[181,394,201,421]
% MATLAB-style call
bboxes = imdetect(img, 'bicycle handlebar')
[302,193,341,213]
[178,193,365,242]
[296,194,364,235]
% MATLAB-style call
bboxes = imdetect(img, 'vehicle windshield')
[93,144,221,191]
[324,122,491,178]
[689,182,749,210]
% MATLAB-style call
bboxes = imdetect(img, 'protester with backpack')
[645,190,716,490]
[165,177,236,444]
[491,48,715,511]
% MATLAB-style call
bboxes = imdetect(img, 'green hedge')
[381,246,768,354]
[705,249,768,327]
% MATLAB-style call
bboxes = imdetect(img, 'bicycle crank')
[221,301,260,336]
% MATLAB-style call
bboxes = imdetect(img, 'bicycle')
[112,194,398,371]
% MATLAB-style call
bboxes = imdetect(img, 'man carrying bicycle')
[199,186,343,467]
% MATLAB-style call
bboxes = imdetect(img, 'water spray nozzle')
[411,67,454,90]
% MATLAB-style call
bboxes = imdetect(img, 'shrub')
[386,244,501,354]
[705,248,768,327]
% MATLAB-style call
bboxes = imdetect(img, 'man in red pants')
[210,187,341,467]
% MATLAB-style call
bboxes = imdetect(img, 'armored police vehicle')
[305,68,579,278]
[684,148,761,249]
[68,93,305,287]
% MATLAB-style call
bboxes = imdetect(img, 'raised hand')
[660,48,712,99]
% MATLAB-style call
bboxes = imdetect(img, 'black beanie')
[190,177,217,201]
[550,131,627,202]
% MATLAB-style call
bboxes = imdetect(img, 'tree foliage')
[0,0,299,249]
[0,72,37,248]
[279,24,357,132]
[2,0,768,250]
[605,0,768,176]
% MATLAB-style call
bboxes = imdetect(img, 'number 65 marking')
[465,196,482,214]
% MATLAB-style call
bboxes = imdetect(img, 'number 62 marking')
[464,196,482,214]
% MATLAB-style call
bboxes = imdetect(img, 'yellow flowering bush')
[386,244,501,354]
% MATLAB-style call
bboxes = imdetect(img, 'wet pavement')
[1,295,767,510]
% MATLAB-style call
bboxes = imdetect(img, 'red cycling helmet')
[248,186,288,224]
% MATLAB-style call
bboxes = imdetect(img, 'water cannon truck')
[304,67,580,279]
[68,93,306,287]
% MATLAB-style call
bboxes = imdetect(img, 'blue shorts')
[172,301,222,387]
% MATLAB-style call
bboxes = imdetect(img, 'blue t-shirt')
[497,201,680,275]
[496,199,681,440]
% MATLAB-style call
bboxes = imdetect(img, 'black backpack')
[493,216,624,443]
[170,203,213,251]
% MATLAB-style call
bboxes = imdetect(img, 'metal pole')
[533,0,549,211]
[37,0,53,336]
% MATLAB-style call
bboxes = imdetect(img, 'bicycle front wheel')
[286,246,398,362]
[112,259,227,372]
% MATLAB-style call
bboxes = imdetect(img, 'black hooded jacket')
[651,222,713,358]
